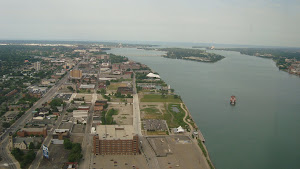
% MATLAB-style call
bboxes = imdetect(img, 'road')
[132,74,159,169]
[132,74,142,136]
[0,60,82,169]
[29,102,70,169]
[79,63,99,169]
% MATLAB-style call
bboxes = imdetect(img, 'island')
[140,47,225,63]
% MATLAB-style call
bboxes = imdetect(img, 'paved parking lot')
[91,155,149,169]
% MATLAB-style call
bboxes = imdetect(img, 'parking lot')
[91,155,149,169]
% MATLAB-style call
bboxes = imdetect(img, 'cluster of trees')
[11,148,36,169]
[114,92,132,98]
[63,139,83,162]
[109,54,128,64]
[49,98,65,109]
[101,108,118,125]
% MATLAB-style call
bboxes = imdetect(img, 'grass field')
[141,107,162,119]
[141,94,182,103]
[107,82,127,90]
[147,131,168,135]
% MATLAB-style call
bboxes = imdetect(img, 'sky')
[0,0,300,47]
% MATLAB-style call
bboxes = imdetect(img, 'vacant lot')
[107,82,128,91]
[140,103,187,129]
[39,145,69,169]
[107,104,133,125]
[141,94,182,103]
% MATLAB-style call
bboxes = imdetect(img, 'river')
[108,48,300,169]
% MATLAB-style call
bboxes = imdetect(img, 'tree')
[11,148,24,162]
[64,139,73,149]
[105,80,110,86]
[2,122,10,128]
[29,142,35,150]
[67,86,74,91]
[50,98,63,109]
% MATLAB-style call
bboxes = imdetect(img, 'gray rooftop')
[96,125,135,140]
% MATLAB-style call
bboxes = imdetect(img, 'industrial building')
[93,125,139,155]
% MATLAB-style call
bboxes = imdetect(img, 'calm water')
[108,48,300,169]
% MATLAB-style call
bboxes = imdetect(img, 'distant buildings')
[34,61,41,71]
[70,69,82,79]
[93,125,139,155]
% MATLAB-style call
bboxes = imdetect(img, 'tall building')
[34,61,41,71]
[70,69,82,79]
[93,125,139,155]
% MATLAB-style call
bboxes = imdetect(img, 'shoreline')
[137,62,215,169]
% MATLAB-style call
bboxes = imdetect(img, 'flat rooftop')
[96,125,135,140]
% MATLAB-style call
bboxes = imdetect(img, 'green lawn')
[165,103,187,128]
[141,94,182,103]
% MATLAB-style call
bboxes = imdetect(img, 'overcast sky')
[0,0,299,47]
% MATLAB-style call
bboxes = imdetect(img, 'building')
[52,129,70,140]
[34,61,41,71]
[93,125,139,155]
[27,86,48,98]
[117,87,133,95]
[79,84,95,89]
[70,70,82,79]
[95,100,107,106]
[17,127,47,137]
[8,104,29,111]
[9,136,43,150]
[3,111,19,122]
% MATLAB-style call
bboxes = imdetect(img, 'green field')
[141,94,182,103]
[165,103,187,128]
[107,82,127,90]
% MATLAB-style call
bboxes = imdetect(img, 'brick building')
[17,127,47,137]
[93,125,139,155]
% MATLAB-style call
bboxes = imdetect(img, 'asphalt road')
[79,64,99,169]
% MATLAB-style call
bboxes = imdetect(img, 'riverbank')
[215,47,300,77]
[135,63,215,169]
[108,47,300,169]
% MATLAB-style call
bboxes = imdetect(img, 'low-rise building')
[4,111,19,122]
[9,136,43,150]
[52,129,70,140]
[17,127,47,137]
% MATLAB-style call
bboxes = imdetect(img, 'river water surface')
[108,48,300,169]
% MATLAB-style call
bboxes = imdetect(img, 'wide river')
[108,48,300,169]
